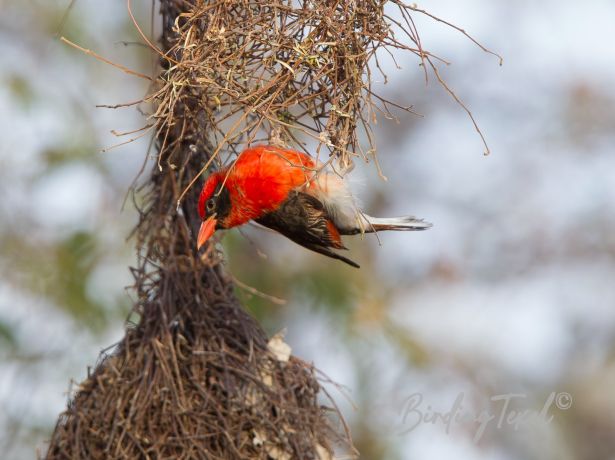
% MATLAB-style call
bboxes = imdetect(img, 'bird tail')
[358,215,432,233]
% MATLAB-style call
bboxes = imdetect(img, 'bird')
[196,145,431,268]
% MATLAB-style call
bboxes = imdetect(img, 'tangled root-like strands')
[46,304,342,459]
[146,0,500,201]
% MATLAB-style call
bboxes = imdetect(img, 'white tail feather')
[308,171,432,233]
[361,215,432,232]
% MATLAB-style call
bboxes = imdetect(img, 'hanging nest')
[145,0,499,190]
[46,0,499,458]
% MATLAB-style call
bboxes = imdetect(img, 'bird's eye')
[206,198,216,212]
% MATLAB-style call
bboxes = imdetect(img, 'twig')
[60,37,153,81]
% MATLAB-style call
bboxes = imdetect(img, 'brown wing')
[256,191,360,268]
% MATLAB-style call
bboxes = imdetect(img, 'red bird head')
[196,172,232,249]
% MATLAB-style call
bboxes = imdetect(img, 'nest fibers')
[146,0,498,189]
[47,0,498,458]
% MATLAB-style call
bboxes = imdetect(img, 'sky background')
[1,1,615,459]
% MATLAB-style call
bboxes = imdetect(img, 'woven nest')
[46,0,498,458]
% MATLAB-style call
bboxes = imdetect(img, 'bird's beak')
[197,215,217,250]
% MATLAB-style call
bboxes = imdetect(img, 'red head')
[196,172,231,250]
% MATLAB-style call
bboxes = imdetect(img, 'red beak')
[197,215,217,250]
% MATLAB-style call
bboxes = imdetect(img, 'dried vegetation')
[47,1,498,458]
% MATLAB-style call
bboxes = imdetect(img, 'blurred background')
[1,1,615,459]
